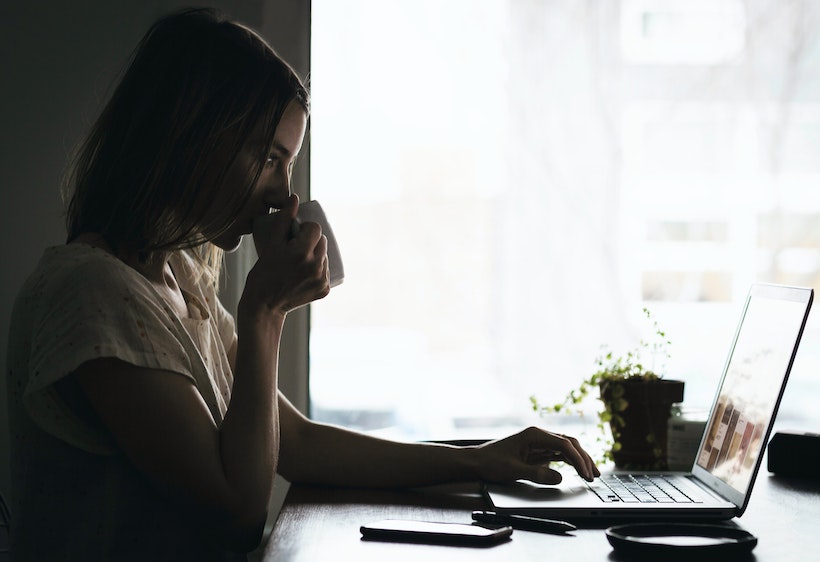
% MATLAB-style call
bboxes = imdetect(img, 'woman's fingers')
[553,433,600,480]
[523,428,598,481]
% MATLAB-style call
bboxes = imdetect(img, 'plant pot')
[600,379,685,470]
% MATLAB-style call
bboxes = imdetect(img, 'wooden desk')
[262,472,820,561]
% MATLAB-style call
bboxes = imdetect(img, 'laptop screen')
[695,288,810,496]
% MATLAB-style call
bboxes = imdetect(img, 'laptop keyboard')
[586,474,703,504]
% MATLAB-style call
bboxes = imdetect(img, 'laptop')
[484,283,813,520]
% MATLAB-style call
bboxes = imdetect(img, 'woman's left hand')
[472,426,600,484]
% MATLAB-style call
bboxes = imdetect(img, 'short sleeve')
[22,249,196,453]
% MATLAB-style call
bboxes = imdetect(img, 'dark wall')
[0,0,309,498]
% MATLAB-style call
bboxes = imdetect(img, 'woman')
[6,8,599,560]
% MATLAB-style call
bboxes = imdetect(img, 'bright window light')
[309,0,820,442]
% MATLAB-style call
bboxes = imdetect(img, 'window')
[308,0,820,442]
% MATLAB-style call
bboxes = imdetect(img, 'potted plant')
[531,308,684,470]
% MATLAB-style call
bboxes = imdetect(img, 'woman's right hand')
[240,194,330,319]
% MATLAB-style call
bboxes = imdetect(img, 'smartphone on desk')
[360,519,512,546]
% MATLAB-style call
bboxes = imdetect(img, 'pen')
[471,511,577,534]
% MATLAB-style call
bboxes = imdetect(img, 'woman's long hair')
[63,7,309,284]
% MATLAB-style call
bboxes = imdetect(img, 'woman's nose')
[267,170,292,208]
[280,171,293,199]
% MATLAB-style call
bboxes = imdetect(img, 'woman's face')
[211,100,308,252]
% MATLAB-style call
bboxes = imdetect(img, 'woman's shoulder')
[17,243,150,315]
[33,243,133,287]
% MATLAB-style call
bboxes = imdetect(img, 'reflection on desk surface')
[262,473,820,562]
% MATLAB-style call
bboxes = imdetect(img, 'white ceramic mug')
[252,200,344,288]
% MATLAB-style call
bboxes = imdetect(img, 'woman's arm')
[75,313,283,550]
[276,393,599,489]
[76,196,329,550]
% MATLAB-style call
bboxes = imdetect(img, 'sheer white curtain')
[308,0,820,441]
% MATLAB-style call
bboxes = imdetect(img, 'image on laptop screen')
[696,293,808,494]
